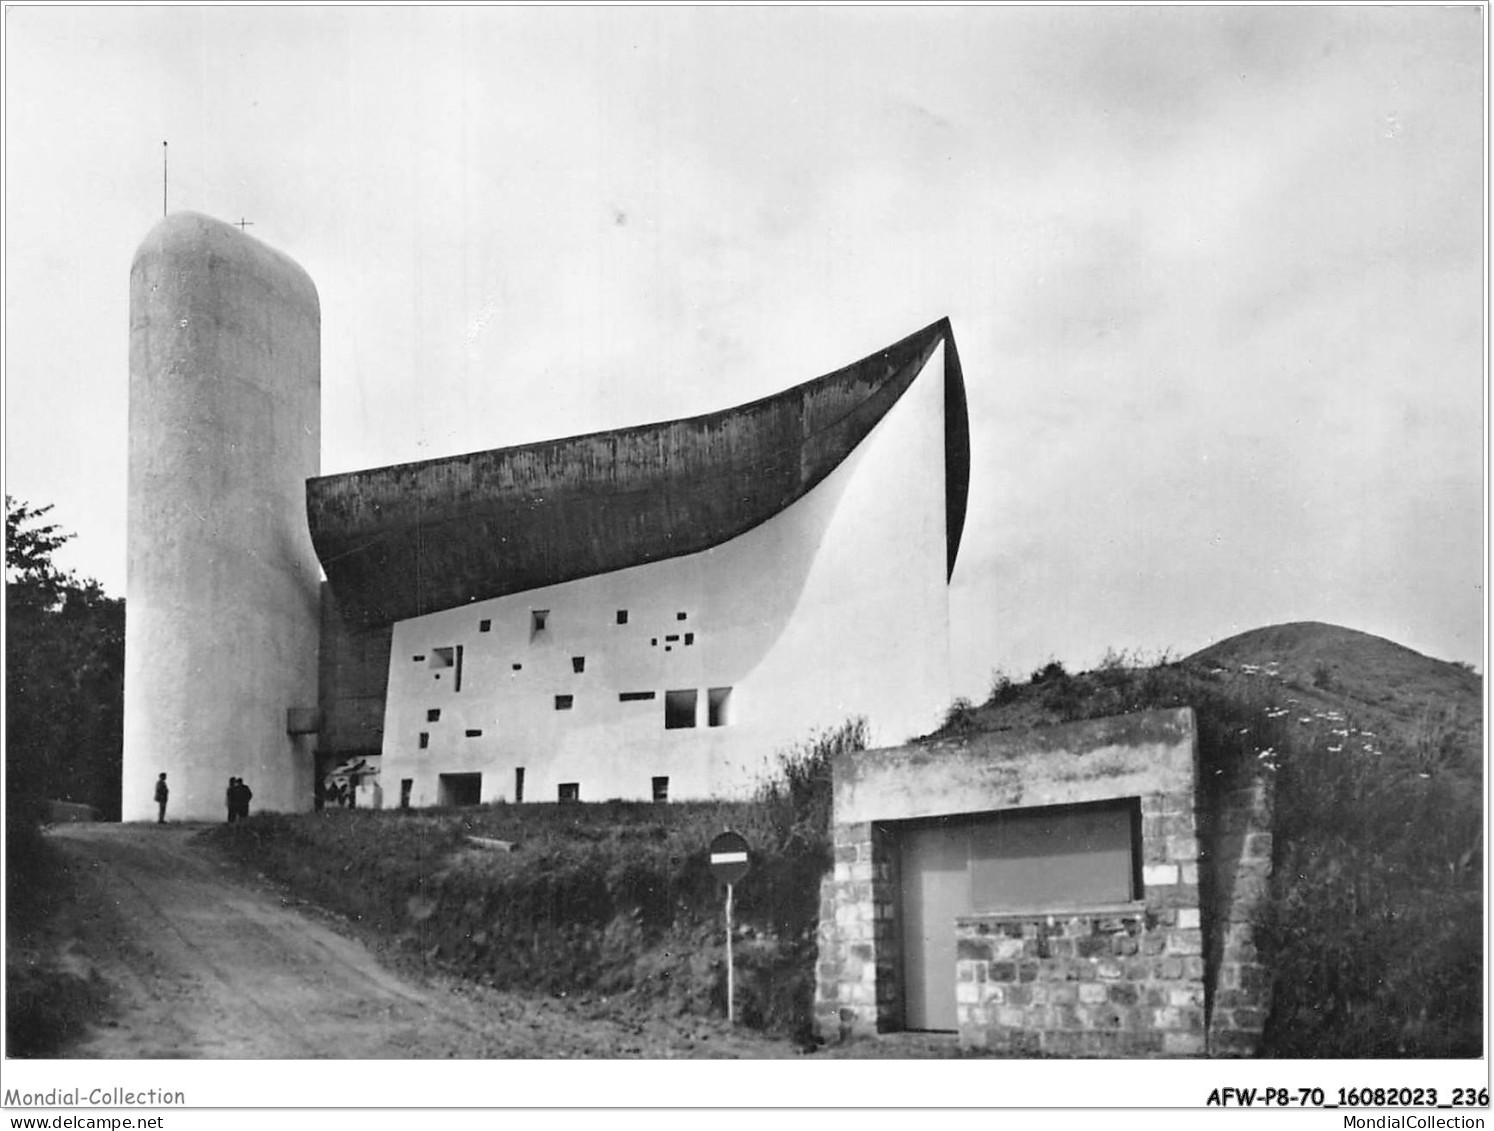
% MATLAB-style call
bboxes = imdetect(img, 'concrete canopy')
[307,318,970,626]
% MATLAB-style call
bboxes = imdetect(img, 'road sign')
[709,830,750,885]
[709,830,750,1024]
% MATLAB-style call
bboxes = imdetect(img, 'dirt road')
[43,823,821,1059]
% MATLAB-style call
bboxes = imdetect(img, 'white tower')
[122,212,321,821]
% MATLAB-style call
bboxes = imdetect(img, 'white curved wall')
[122,213,321,821]
[381,344,950,805]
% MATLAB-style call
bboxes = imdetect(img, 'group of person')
[226,776,254,823]
[150,772,254,823]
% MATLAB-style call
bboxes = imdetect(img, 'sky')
[4,6,1486,700]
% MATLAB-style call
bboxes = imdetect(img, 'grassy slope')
[939,625,1482,1057]
[207,623,1481,1057]
[204,725,857,1043]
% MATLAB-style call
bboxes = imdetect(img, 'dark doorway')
[437,772,482,807]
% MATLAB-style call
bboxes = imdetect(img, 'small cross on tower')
[237,218,254,232]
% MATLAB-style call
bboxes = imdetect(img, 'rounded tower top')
[131,211,319,317]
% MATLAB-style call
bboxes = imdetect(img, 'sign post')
[709,830,751,1024]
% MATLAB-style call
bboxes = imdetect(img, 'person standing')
[154,772,169,824]
[226,777,238,823]
[235,778,253,821]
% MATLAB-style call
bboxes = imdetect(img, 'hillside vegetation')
[936,623,1481,1057]
[205,723,859,1043]
[207,623,1481,1056]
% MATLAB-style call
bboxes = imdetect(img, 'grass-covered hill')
[934,623,1482,1057]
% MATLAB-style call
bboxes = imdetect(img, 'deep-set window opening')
[479,619,492,632]
[616,610,629,625]
[684,633,694,646]
[708,687,732,727]
[531,610,549,635]
[619,691,656,702]
[555,694,574,711]
[665,689,697,729]
[652,776,669,803]
[558,782,580,802]
[427,708,441,722]
[429,647,454,670]
[572,656,586,673]
[465,729,483,738]
[418,732,429,749]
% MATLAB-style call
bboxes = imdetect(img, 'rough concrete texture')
[316,582,392,758]
[832,707,1197,827]
[308,318,970,626]
[122,212,320,822]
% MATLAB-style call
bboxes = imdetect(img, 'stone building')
[814,708,1274,1056]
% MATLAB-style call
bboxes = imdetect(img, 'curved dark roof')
[308,317,970,626]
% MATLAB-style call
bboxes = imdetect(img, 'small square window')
[616,610,629,625]
[558,782,580,803]
[555,694,574,711]
[676,612,687,621]
[427,708,441,722]
[479,619,492,632]
[572,656,585,673]
[429,647,454,670]
[418,732,429,749]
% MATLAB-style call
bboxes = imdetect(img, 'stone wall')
[953,788,1205,1057]
[1201,780,1275,1056]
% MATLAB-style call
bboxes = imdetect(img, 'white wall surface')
[382,345,952,806]
[122,214,321,821]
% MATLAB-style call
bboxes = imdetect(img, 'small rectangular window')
[619,691,656,702]
[708,687,732,727]
[427,708,441,722]
[418,732,429,749]
[465,729,483,738]
[652,776,669,803]
[572,656,585,673]
[651,637,658,647]
[676,612,687,621]
[399,779,413,809]
[512,663,523,671]
[555,694,574,711]
[665,689,697,729]
[665,634,679,642]
[616,610,629,625]
[455,645,464,692]
[514,767,525,804]
[558,782,580,803]
[684,633,694,646]
[412,655,426,663]
[479,619,492,633]
[531,610,549,634]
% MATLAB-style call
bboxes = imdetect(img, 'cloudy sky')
[5,6,1485,696]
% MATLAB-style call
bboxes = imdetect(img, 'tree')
[5,497,125,824]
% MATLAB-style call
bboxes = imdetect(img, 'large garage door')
[898,799,1140,1031]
